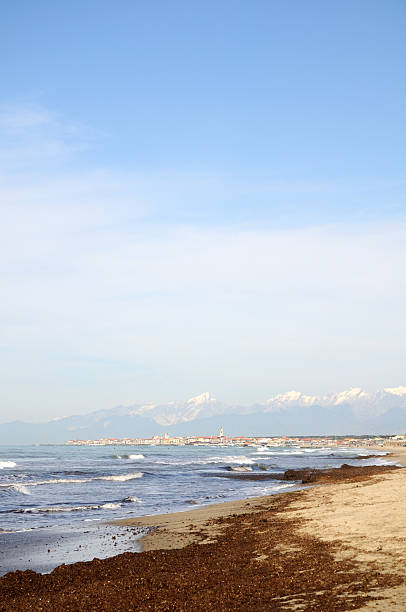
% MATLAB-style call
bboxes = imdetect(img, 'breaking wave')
[226,466,253,472]
[10,502,123,514]
[98,472,143,482]
[0,461,16,469]
[153,455,256,466]
[115,453,145,460]
[10,484,31,495]
[0,472,144,490]
[255,447,388,458]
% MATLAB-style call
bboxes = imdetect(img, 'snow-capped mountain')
[1,387,405,444]
[127,392,225,426]
[261,386,406,414]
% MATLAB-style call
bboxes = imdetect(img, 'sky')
[1,0,406,422]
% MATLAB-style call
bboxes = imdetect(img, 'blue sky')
[1,1,405,421]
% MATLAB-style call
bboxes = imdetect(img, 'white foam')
[11,484,31,495]
[3,527,37,533]
[0,461,16,469]
[255,448,345,456]
[0,472,143,489]
[39,477,94,484]
[227,466,253,472]
[254,449,301,455]
[153,455,255,466]
[17,505,96,514]
[251,482,298,495]
[221,456,256,465]
[10,477,94,487]
[15,502,123,514]
[255,446,388,458]
[97,472,143,482]
[116,454,145,460]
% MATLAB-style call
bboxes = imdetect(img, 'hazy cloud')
[1,104,405,420]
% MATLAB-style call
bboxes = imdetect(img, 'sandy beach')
[0,456,405,611]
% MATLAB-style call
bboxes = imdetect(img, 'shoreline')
[364,445,406,467]
[113,461,400,553]
[1,459,405,610]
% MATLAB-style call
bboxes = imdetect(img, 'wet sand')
[0,523,145,576]
[0,461,404,611]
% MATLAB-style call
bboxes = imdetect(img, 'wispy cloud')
[0,103,98,173]
[0,107,53,130]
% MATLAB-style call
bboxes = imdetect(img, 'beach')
[0,456,405,611]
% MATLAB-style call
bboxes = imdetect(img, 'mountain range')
[1,387,406,444]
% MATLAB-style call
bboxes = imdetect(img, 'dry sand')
[286,448,406,611]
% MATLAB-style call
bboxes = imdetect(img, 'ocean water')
[0,444,390,533]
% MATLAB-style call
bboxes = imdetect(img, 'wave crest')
[0,472,144,490]
[10,502,123,514]
[153,455,255,466]
[98,472,143,482]
[0,461,17,469]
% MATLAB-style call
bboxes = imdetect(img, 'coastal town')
[66,429,406,448]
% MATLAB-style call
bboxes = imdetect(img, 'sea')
[0,443,391,534]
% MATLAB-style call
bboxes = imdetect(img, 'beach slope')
[0,462,404,611]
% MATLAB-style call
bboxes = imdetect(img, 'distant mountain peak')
[384,386,406,396]
[273,390,302,402]
[124,392,219,427]
[186,392,216,405]
[268,391,318,406]
[331,388,369,405]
